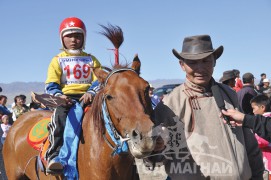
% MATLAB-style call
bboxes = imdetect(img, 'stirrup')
[46,160,63,175]
[46,169,63,176]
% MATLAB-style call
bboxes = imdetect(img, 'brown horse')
[3,57,156,179]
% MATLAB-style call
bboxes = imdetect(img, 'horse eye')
[105,94,113,100]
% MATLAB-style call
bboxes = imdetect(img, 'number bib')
[58,56,93,84]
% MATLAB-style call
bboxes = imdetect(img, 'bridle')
[101,68,138,156]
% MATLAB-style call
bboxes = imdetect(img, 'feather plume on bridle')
[99,24,124,66]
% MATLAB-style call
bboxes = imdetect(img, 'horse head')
[92,55,156,158]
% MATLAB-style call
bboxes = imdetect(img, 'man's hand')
[79,92,93,105]
[221,109,245,127]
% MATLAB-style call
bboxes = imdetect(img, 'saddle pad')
[27,118,51,151]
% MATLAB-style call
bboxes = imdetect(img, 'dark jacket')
[243,114,271,142]
[237,85,258,114]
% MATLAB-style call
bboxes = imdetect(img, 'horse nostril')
[132,130,141,140]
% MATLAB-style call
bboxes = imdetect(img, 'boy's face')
[251,102,265,115]
[63,33,84,50]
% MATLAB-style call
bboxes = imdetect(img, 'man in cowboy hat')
[219,70,236,89]
[147,35,264,179]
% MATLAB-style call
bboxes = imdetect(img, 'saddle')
[27,113,90,175]
[28,93,91,175]
[27,117,51,169]
[28,92,67,170]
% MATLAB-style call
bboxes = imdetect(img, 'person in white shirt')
[1,115,11,145]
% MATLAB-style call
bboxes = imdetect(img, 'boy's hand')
[79,93,93,105]
[59,95,73,106]
[221,109,245,127]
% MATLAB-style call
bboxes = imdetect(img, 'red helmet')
[59,17,86,49]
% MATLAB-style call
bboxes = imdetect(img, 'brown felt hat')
[219,70,236,83]
[172,35,224,60]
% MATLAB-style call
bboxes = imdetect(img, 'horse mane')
[90,65,130,138]
[90,88,105,138]
[99,24,124,49]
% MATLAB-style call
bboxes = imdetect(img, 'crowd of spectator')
[220,70,271,175]
[0,69,271,178]
[0,94,43,146]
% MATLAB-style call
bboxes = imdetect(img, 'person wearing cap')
[219,70,236,89]
[44,17,101,174]
[237,72,258,115]
[259,78,271,97]
[146,35,263,179]
[257,73,267,90]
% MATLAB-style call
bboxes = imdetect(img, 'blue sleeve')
[0,106,11,115]
[151,95,160,109]
[87,80,101,95]
[45,82,63,96]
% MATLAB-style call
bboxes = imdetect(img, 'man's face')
[179,55,215,87]
[263,82,270,87]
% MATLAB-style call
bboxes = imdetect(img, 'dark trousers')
[46,94,82,161]
[46,105,70,161]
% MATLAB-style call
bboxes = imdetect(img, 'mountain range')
[0,79,184,105]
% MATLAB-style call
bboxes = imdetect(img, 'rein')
[101,68,137,156]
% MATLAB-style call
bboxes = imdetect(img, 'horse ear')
[131,54,141,74]
[93,68,109,84]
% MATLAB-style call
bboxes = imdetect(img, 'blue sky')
[1,0,271,84]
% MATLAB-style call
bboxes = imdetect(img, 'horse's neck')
[81,115,136,179]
